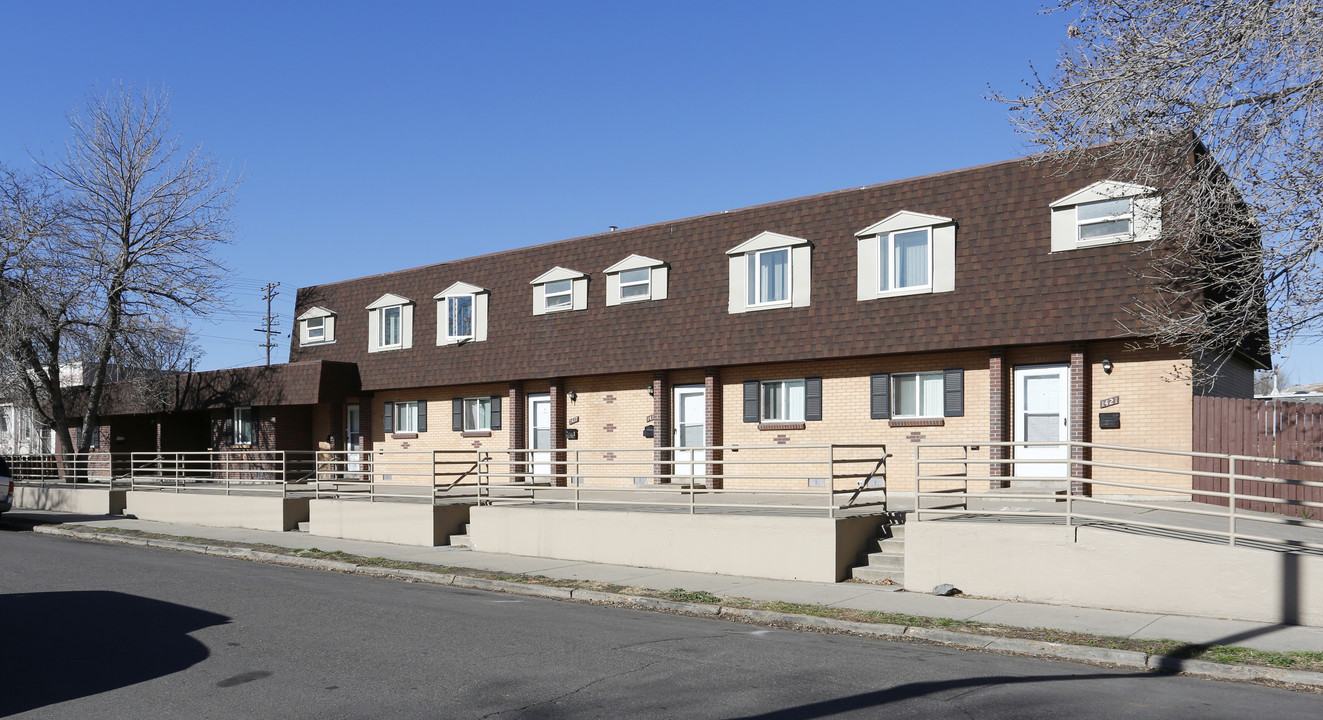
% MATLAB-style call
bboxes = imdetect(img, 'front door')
[345,404,362,473]
[673,385,706,483]
[1013,365,1069,478]
[528,394,551,482]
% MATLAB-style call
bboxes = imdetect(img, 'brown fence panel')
[1192,396,1323,517]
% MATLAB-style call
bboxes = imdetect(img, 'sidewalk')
[12,508,1323,654]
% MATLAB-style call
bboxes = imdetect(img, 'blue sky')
[3,1,1320,383]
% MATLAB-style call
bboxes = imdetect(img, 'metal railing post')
[1228,456,1238,547]
[828,445,836,519]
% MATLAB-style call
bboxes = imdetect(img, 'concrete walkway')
[10,508,1323,655]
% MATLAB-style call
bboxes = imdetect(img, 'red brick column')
[549,378,567,486]
[1070,344,1092,496]
[652,372,671,483]
[989,347,1010,488]
[705,368,723,490]
[507,381,526,481]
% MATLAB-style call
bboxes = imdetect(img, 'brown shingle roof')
[291,155,1169,392]
[91,361,361,415]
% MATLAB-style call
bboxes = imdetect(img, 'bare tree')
[993,1,1322,371]
[0,84,237,455]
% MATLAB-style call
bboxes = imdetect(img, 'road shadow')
[0,590,230,716]
[0,512,118,531]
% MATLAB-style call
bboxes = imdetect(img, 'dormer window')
[296,306,337,346]
[366,293,414,352]
[726,232,812,314]
[604,254,668,305]
[855,211,955,300]
[434,282,489,345]
[530,267,588,315]
[1050,181,1159,251]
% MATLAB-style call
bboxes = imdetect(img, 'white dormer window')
[434,282,489,345]
[530,267,588,315]
[366,294,414,352]
[297,306,337,346]
[604,254,668,305]
[727,232,812,314]
[855,211,956,300]
[1050,180,1160,251]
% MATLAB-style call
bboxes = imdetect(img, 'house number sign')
[1099,396,1120,408]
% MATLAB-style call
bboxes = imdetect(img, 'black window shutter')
[383,402,394,434]
[743,381,760,423]
[416,400,428,432]
[805,377,822,421]
[870,374,890,419]
[452,398,464,432]
[944,369,964,417]
[223,413,234,445]
[490,396,502,430]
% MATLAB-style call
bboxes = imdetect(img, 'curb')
[32,525,1323,691]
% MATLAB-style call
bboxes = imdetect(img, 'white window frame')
[234,407,255,446]
[543,279,573,311]
[618,267,651,301]
[747,247,791,307]
[761,379,806,422]
[379,305,403,349]
[394,401,419,434]
[1074,197,1133,245]
[892,372,944,418]
[879,227,932,294]
[444,294,474,342]
[463,397,492,432]
[305,316,326,342]
[434,282,488,345]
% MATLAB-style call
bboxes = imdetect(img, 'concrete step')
[448,523,472,548]
[850,565,904,584]
[864,553,903,571]
[294,521,310,533]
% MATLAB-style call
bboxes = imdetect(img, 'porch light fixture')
[568,391,577,402]
[648,386,654,396]
[1102,358,1113,374]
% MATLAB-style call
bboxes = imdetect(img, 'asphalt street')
[1,527,1318,719]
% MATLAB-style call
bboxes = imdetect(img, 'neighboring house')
[1257,383,1323,405]
[0,402,51,455]
[62,148,1266,496]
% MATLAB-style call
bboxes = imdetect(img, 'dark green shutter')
[805,377,822,421]
[490,396,502,430]
[416,400,428,432]
[870,374,890,419]
[743,381,759,423]
[452,398,464,431]
[383,402,394,434]
[944,369,964,417]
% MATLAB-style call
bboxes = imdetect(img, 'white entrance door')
[1013,365,1070,478]
[345,404,362,473]
[673,386,706,483]
[528,394,551,482]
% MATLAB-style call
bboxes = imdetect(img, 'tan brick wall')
[1086,342,1193,495]
[374,383,510,484]
[562,374,655,487]
[722,353,988,494]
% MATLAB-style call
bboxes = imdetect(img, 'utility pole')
[255,282,280,366]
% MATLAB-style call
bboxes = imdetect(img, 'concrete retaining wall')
[15,485,127,515]
[469,506,883,582]
[906,521,1323,626]
[309,500,471,546]
[126,491,308,532]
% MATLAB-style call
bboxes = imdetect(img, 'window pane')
[545,280,572,307]
[895,230,929,288]
[620,268,649,284]
[382,307,401,346]
[787,379,805,421]
[762,382,783,420]
[894,375,917,416]
[396,402,417,433]
[1076,198,1130,221]
[465,398,490,431]
[306,317,325,339]
[448,296,473,338]
[921,373,944,416]
[759,249,788,303]
[1079,218,1130,239]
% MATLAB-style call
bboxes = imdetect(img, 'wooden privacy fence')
[1193,396,1323,517]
